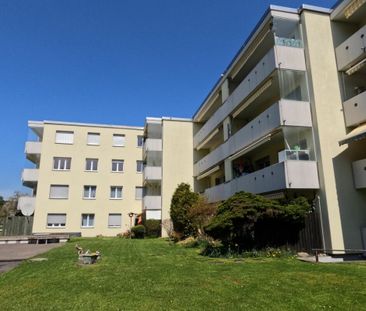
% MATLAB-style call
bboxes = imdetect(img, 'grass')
[0,238,365,310]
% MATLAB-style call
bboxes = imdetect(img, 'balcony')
[204,160,319,203]
[144,138,162,152]
[144,166,162,182]
[17,196,36,216]
[21,168,39,187]
[194,100,312,177]
[25,141,42,163]
[335,24,366,71]
[193,45,306,148]
[143,196,162,210]
[352,158,366,189]
[343,91,366,127]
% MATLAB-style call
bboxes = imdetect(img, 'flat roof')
[28,120,144,130]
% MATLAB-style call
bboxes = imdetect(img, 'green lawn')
[0,238,365,311]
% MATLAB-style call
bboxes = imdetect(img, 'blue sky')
[0,0,335,198]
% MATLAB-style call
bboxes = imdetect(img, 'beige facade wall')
[32,122,144,237]
[301,10,366,250]
[161,119,194,236]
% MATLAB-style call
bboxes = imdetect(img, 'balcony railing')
[143,196,162,210]
[343,90,366,127]
[194,100,312,177]
[194,45,306,148]
[278,149,311,162]
[335,24,366,71]
[275,36,303,48]
[25,141,42,163]
[352,158,366,189]
[144,138,162,152]
[204,160,319,203]
[144,166,162,181]
[21,168,39,187]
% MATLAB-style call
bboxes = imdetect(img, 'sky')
[0,0,335,198]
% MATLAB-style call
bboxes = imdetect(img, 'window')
[135,186,143,200]
[137,135,144,147]
[83,185,96,199]
[55,131,74,144]
[136,160,144,173]
[81,214,94,228]
[47,214,66,228]
[85,158,98,171]
[112,159,124,172]
[108,213,121,228]
[87,132,100,145]
[110,186,123,199]
[53,157,71,170]
[113,134,125,147]
[49,185,69,199]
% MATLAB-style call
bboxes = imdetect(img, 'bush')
[205,192,312,252]
[187,196,217,237]
[117,231,132,238]
[145,219,161,238]
[170,183,198,238]
[131,225,145,239]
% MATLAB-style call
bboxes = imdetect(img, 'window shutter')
[47,214,66,224]
[108,214,121,227]
[50,185,69,198]
[55,131,74,144]
[87,133,100,145]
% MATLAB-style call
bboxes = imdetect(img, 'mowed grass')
[0,238,365,311]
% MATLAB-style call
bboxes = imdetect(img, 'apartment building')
[191,0,366,251]
[18,0,366,249]
[143,117,194,234]
[19,121,145,237]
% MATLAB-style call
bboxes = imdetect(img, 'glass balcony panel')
[279,70,309,102]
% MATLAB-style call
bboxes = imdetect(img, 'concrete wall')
[302,10,366,250]
[32,122,144,237]
[161,119,194,236]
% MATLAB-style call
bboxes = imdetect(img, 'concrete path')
[0,243,64,274]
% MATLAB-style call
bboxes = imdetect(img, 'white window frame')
[49,185,69,199]
[113,134,125,147]
[136,161,144,173]
[111,159,124,172]
[110,186,123,199]
[83,185,96,199]
[81,214,95,228]
[85,158,98,172]
[53,157,71,171]
[137,135,144,147]
[87,132,100,146]
[55,131,74,144]
[108,213,122,228]
[47,213,66,228]
[135,186,143,200]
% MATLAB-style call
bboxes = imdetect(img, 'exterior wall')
[301,10,366,250]
[32,122,143,237]
[161,119,194,236]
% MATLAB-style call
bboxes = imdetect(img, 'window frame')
[112,134,125,147]
[55,131,74,145]
[85,158,99,172]
[83,185,97,199]
[108,213,122,228]
[87,132,100,146]
[53,157,71,171]
[81,214,95,228]
[137,135,144,147]
[111,159,124,173]
[135,186,143,200]
[47,213,66,228]
[49,185,69,199]
[136,160,144,173]
[110,186,123,200]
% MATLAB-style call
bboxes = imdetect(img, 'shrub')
[117,230,132,238]
[131,225,145,239]
[145,219,161,238]
[205,192,312,252]
[177,236,198,248]
[187,196,217,237]
[170,183,198,238]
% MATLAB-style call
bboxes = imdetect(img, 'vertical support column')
[221,79,230,103]
[224,159,232,182]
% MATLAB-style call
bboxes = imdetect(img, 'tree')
[0,192,27,217]
[187,195,217,237]
[170,183,198,238]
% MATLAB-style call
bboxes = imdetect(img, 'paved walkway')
[0,243,64,274]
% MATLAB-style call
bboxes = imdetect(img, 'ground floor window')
[81,214,95,228]
[108,213,121,228]
[47,213,66,228]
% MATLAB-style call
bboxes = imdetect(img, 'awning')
[339,123,366,145]
[229,133,272,161]
[197,166,220,180]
